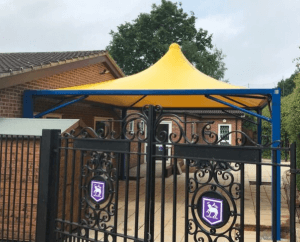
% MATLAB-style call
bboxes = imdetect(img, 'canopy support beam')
[222,95,250,108]
[205,95,272,122]
[130,95,147,107]
[40,95,81,113]
[34,95,89,118]
[222,110,258,125]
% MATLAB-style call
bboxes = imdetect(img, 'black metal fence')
[0,135,41,242]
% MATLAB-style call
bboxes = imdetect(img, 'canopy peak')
[169,43,180,50]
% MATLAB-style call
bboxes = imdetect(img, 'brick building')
[0,51,126,241]
[0,50,124,126]
[0,48,244,164]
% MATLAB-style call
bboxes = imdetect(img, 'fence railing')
[0,135,41,242]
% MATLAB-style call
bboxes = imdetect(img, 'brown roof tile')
[0,50,106,74]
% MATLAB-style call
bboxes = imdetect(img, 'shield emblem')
[90,180,105,203]
[202,196,223,225]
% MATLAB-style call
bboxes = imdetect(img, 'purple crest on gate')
[202,197,223,225]
[91,180,105,203]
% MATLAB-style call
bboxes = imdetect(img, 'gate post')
[144,105,156,242]
[290,142,296,241]
[120,108,127,180]
[36,130,61,242]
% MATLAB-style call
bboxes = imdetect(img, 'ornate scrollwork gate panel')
[54,108,150,242]
[174,145,260,242]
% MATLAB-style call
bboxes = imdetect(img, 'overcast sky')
[1,0,299,88]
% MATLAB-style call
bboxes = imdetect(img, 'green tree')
[277,45,300,96]
[281,73,300,189]
[293,46,300,73]
[242,114,257,132]
[106,0,227,81]
[277,72,297,97]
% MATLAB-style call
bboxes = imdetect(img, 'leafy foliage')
[293,46,300,73]
[259,107,294,162]
[277,45,300,97]
[242,114,257,132]
[281,73,300,190]
[261,46,300,159]
[261,107,272,158]
[106,0,227,81]
[277,72,297,97]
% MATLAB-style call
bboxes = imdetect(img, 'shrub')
[282,73,300,190]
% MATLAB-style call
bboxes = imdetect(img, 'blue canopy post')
[271,89,281,240]
[23,92,34,118]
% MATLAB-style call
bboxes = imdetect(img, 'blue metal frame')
[34,95,89,118]
[24,88,275,96]
[23,87,282,240]
[205,95,271,122]
[23,92,34,118]
[271,89,281,240]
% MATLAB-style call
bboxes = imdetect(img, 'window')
[129,121,134,132]
[138,120,145,131]
[94,117,113,136]
[191,122,195,135]
[218,124,231,145]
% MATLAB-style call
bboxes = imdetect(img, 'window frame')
[218,123,232,145]
[138,120,145,131]
[129,120,134,132]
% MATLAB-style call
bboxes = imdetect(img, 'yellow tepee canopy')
[59,43,268,109]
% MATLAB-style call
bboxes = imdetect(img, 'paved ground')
[87,160,296,241]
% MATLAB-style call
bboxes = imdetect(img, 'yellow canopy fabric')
[59,43,267,109]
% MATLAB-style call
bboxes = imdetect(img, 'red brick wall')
[126,113,242,168]
[34,98,120,128]
[195,117,242,146]
[0,62,115,118]
[151,116,242,146]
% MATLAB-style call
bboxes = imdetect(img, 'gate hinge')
[290,169,300,174]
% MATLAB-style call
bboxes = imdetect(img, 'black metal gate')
[34,105,299,242]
